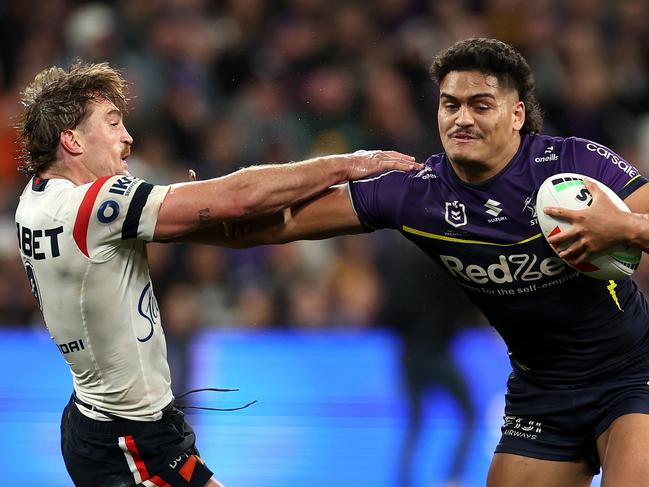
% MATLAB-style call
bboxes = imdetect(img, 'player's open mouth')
[451,133,478,142]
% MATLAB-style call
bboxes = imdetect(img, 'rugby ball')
[536,173,641,280]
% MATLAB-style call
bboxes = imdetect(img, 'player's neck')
[39,159,99,186]
[450,134,521,184]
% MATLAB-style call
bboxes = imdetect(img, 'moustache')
[449,130,480,139]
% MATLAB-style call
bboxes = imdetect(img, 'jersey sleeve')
[72,175,170,261]
[348,169,412,231]
[565,137,647,199]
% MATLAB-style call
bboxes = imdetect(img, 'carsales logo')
[586,142,638,177]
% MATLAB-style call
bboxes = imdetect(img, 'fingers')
[380,157,424,171]
[381,150,417,162]
[543,206,579,222]
[546,228,590,264]
[345,149,423,180]
[557,242,587,264]
[547,226,576,248]
[370,150,422,171]
[582,178,602,197]
[354,149,419,165]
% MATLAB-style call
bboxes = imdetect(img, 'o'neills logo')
[535,146,558,163]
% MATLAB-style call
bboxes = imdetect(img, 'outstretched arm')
[173,184,363,247]
[544,179,649,264]
[153,150,418,240]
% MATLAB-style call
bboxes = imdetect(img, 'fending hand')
[344,150,423,180]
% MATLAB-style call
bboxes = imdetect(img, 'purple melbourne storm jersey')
[349,133,649,383]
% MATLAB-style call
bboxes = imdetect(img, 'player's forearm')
[626,213,649,252]
[155,156,348,239]
[155,150,417,240]
[173,213,287,248]
[211,155,350,219]
[172,185,365,247]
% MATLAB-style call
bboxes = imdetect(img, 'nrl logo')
[445,201,467,228]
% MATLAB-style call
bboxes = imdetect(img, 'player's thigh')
[487,453,593,487]
[597,413,649,486]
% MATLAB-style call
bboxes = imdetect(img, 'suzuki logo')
[484,199,502,217]
[445,201,467,228]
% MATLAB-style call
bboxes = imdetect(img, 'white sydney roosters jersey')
[15,175,172,421]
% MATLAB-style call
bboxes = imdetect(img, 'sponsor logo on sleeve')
[585,142,638,177]
[97,200,120,224]
[108,176,138,196]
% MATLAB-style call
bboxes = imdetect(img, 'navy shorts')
[495,354,649,474]
[61,395,214,487]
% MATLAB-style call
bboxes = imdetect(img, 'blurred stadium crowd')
[2,0,649,336]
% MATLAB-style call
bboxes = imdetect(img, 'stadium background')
[2,0,649,485]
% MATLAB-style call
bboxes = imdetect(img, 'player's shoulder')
[351,168,417,189]
[407,153,446,182]
[84,174,147,197]
[560,136,639,179]
[17,177,78,221]
[522,133,566,161]
[523,133,635,170]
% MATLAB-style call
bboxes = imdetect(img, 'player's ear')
[60,129,83,156]
[513,100,525,131]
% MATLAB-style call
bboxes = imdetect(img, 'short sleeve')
[565,137,647,199]
[348,169,412,231]
[72,175,170,261]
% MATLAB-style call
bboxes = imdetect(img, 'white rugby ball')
[536,172,641,280]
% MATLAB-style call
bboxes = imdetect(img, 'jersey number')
[24,261,43,311]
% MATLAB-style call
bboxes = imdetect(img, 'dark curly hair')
[17,61,129,177]
[430,38,543,134]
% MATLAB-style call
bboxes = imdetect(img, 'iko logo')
[109,176,136,196]
[484,199,503,217]
[534,146,558,163]
[445,201,467,228]
[440,253,566,284]
[586,142,638,177]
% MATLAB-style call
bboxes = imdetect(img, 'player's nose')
[122,129,133,145]
[455,105,474,126]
